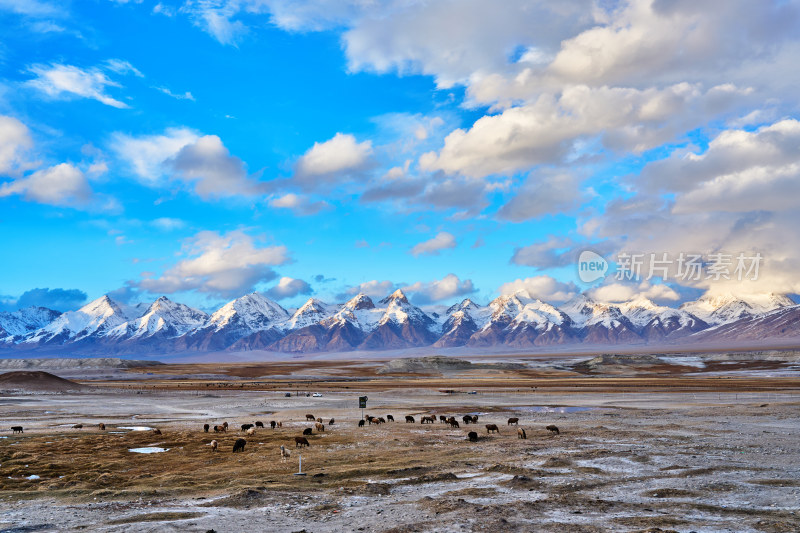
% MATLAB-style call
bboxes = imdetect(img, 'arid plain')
[1,352,799,532]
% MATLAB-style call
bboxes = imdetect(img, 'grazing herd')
[6,408,563,458]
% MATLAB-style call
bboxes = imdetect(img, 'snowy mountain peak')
[0,306,61,342]
[283,298,335,330]
[680,291,795,325]
[379,289,409,305]
[446,298,480,315]
[344,293,375,311]
[208,292,289,331]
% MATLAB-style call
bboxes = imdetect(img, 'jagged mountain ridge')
[3,289,797,354]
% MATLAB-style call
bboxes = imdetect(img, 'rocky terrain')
[1,289,797,356]
[0,369,797,532]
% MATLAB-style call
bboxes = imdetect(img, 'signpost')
[359,395,368,420]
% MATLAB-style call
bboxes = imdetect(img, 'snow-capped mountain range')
[1,289,797,355]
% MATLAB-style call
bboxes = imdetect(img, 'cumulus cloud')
[640,119,800,213]
[169,135,262,198]
[498,172,584,222]
[265,276,312,300]
[0,115,33,175]
[111,127,199,182]
[268,193,328,216]
[111,128,265,199]
[338,279,396,300]
[294,132,373,189]
[402,274,475,305]
[420,83,750,178]
[0,163,94,207]
[498,275,579,302]
[587,279,681,304]
[136,230,290,298]
[0,287,87,312]
[410,231,457,257]
[26,63,130,108]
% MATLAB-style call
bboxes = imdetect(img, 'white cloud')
[402,273,475,304]
[498,172,584,222]
[420,83,750,178]
[26,63,129,108]
[0,163,92,207]
[151,217,186,231]
[268,193,328,216]
[340,280,396,300]
[169,135,262,198]
[0,0,61,16]
[111,127,200,182]
[137,230,290,297]
[155,87,195,101]
[410,231,456,257]
[104,59,143,77]
[265,277,312,300]
[294,132,373,188]
[111,128,264,199]
[498,275,579,302]
[640,119,800,213]
[182,0,247,45]
[588,280,680,304]
[0,115,33,175]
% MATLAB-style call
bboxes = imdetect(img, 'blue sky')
[1,1,800,313]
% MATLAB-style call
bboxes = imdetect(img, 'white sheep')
[246,427,255,436]
[280,444,290,461]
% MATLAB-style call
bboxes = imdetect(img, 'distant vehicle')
[284,393,292,397]
[312,393,323,397]
[468,391,478,395]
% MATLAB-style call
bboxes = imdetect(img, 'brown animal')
[315,422,324,432]
[152,428,162,435]
[546,425,560,435]
[303,427,313,435]
[203,423,210,432]
[462,415,472,425]
[358,419,365,427]
[270,420,277,429]
[222,422,228,431]
[486,424,500,434]
[73,424,83,429]
[280,445,290,460]
[246,428,255,436]
[439,415,448,423]
[210,440,218,451]
[447,417,459,428]
[98,423,106,431]
[470,415,479,423]
[405,415,415,423]
[255,421,264,428]
[213,425,224,433]
[467,431,478,442]
[11,426,23,434]
[305,414,316,421]
[294,436,310,447]
[233,438,246,453]
[316,417,323,423]
[386,415,394,422]
[508,417,519,426]
[241,423,254,432]
[421,416,435,424]
[517,428,527,439]
[375,417,385,424]
[277,421,282,428]
[329,418,335,425]
[367,416,377,425]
